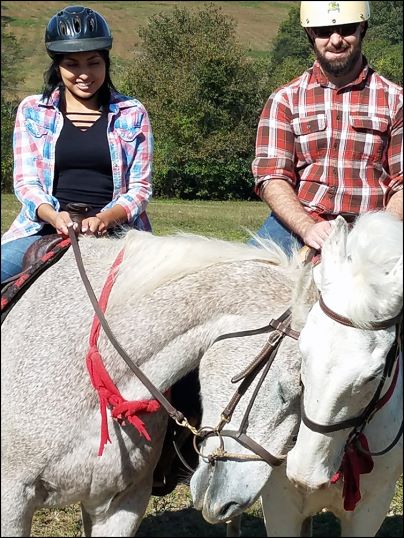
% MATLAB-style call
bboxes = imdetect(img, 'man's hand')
[301,220,333,250]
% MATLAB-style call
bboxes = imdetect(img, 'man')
[251,1,402,254]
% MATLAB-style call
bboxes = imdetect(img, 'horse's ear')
[387,255,403,288]
[320,216,349,288]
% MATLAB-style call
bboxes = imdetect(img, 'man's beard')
[315,45,362,77]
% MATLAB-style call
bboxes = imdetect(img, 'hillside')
[1,0,296,98]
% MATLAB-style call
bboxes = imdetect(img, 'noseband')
[301,293,403,456]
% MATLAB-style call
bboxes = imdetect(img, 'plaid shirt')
[2,89,153,245]
[253,60,403,221]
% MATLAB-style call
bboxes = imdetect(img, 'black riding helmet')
[45,5,112,56]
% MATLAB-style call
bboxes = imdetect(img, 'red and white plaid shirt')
[252,60,403,221]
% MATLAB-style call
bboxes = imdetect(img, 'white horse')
[191,212,402,537]
[286,212,403,536]
[1,228,299,537]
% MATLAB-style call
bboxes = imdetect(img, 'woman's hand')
[81,215,108,236]
[53,211,77,236]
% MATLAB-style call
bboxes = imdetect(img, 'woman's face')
[58,51,106,99]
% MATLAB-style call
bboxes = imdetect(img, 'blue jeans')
[1,234,45,283]
[247,213,303,256]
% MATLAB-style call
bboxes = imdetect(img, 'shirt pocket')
[116,126,142,142]
[25,118,48,138]
[349,116,389,161]
[291,114,327,162]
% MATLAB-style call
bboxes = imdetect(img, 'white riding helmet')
[300,1,370,27]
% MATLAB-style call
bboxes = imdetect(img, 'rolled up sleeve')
[252,93,297,196]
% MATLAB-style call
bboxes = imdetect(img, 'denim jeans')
[247,213,303,257]
[1,234,45,283]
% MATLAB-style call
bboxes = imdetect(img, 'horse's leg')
[260,467,307,537]
[80,475,153,537]
[226,515,242,537]
[0,475,36,537]
[339,483,398,537]
[80,504,93,537]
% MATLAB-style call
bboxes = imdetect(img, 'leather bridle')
[301,293,403,456]
[194,308,299,467]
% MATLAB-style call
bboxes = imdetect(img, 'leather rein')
[68,226,300,467]
[301,293,403,456]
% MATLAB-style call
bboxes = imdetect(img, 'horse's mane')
[344,212,403,326]
[111,230,300,303]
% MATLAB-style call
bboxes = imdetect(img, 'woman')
[1,5,153,282]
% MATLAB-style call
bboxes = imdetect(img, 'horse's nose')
[218,501,240,520]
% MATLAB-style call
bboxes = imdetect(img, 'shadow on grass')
[137,507,402,537]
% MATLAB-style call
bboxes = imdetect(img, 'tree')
[367,1,403,44]
[1,15,24,94]
[121,4,266,200]
[364,1,403,84]
[1,16,22,192]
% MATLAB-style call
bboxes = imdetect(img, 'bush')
[121,3,266,200]
[1,99,17,193]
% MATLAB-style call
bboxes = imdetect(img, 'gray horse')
[1,229,300,537]
[190,258,315,537]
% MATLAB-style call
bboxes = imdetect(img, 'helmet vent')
[73,16,81,33]
[59,21,67,36]
[89,16,96,32]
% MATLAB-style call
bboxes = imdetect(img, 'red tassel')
[331,433,374,511]
[85,249,160,456]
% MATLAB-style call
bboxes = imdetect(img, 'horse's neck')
[99,260,296,399]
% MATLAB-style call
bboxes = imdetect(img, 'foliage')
[1,15,24,93]
[364,1,404,85]
[368,1,403,45]
[121,3,266,200]
[1,99,17,193]
[1,15,22,193]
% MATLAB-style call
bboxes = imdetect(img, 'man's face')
[308,22,364,77]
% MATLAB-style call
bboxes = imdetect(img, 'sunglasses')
[311,23,360,39]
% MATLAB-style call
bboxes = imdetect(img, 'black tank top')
[53,113,113,214]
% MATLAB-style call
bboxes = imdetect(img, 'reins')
[67,226,198,435]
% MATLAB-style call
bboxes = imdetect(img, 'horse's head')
[287,213,403,490]
[190,319,302,524]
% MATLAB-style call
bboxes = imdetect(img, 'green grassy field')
[2,0,296,99]
[1,194,402,536]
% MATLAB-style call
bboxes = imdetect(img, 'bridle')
[67,227,301,468]
[301,293,403,456]
[194,308,299,467]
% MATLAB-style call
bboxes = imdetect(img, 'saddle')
[1,203,93,324]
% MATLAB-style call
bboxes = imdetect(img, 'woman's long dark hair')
[41,49,117,107]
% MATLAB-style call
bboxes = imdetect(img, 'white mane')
[344,212,403,326]
[111,230,297,303]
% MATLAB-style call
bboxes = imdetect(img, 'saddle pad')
[1,237,71,325]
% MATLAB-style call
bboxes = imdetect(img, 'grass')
[1,0,296,99]
[1,194,402,536]
[1,194,269,240]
